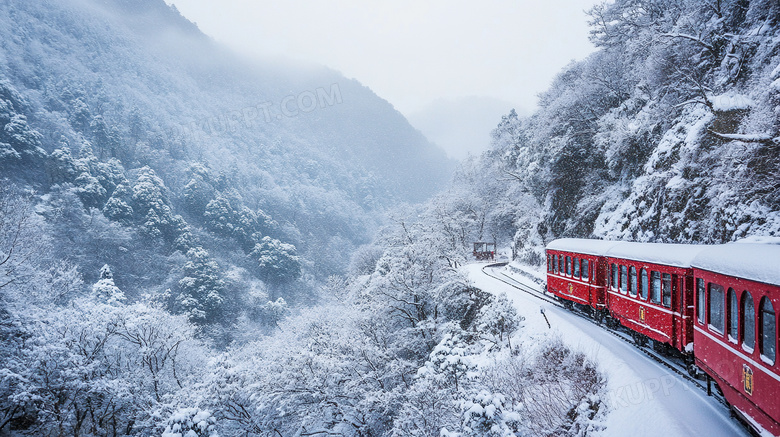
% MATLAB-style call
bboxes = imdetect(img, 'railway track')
[480,263,734,412]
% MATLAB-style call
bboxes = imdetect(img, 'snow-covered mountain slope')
[456,0,779,254]
[0,0,453,286]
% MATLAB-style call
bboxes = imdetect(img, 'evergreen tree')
[250,237,301,285]
[177,247,225,324]
[92,264,126,305]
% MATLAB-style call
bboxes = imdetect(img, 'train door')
[597,259,608,310]
[683,274,695,350]
[672,274,680,349]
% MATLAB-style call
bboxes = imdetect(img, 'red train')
[545,238,779,436]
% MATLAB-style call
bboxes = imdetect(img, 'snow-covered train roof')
[547,238,780,285]
[692,242,780,286]
[604,242,709,268]
[546,238,705,266]
[546,238,620,256]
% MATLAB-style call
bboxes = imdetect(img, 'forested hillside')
[449,0,780,262]
[0,0,452,306]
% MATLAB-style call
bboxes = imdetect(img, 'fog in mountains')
[408,96,518,159]
[0,0,778,436]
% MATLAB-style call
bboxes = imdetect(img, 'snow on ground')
[464,263,749,437]
[507,260,546,283]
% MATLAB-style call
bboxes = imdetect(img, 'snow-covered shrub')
[391,375,460,437]
[259,296,290,328]
[460,390,521,437]
[472,293,523,349]
[421,332,478,392]
[478,339,605,436]
[161,408,219,437]
[92,264,126,304]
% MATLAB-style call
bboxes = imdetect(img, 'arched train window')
[696,278,705,323]
[708,283,724,334]
[582,259,589,282]
[620,265,628,294]
[662,273,672,308]
[760,297,776,364]
[742,291,755,351]
[652,271,662,304]
[728,288,738,342]
[611,264,618,290]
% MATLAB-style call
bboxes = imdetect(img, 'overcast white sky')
[166,0,602,158]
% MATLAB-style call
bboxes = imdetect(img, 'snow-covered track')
[480,264,734,413]
[481,263,560,307]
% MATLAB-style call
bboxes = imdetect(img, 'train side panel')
[693,268,780,436]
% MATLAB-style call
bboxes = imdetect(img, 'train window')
[760,297,776,364]
[640,269,648,300]
[620,265,628,294]
[566,256,572,276]
[728,288,738,343]
[696,279,706,324]
[573,258,580,278]
[629,266,637,297]
[558,255,563,275]
[742,291,755,351]
[651,271,662,304]
[582,259,589,282]
[611,264,618,290]
[662,274,672,308]
[708,283,725,334]
[547,255,551,272]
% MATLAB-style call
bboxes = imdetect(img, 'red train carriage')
[546,239,618,316]
[603,242,707,353]
[691,243,780,436]
[473,242,496,261]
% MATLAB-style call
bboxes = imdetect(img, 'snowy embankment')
[465,263,748,437]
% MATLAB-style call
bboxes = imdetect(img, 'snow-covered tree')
[177,247,225,324]
[250,236,301,285]
[473,293,523,349]
[92,264,126,305]
[161,408,219,437]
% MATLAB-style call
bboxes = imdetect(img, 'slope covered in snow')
[445,0,780,262]
[0,0,453,294]
[468,263,749,437]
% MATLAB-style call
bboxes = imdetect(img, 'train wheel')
[563,300,574,311]
[686,362,703,379]
[632,331,647,347]
[652,341,670,355]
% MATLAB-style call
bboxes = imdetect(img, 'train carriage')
[546,239,618,315]
[544,237,780,436]
[691,243,780,436]
[603,242,707,353]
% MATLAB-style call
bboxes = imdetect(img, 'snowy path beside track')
[465,263,749,437]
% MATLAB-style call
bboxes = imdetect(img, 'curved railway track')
[480,263,735,412]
